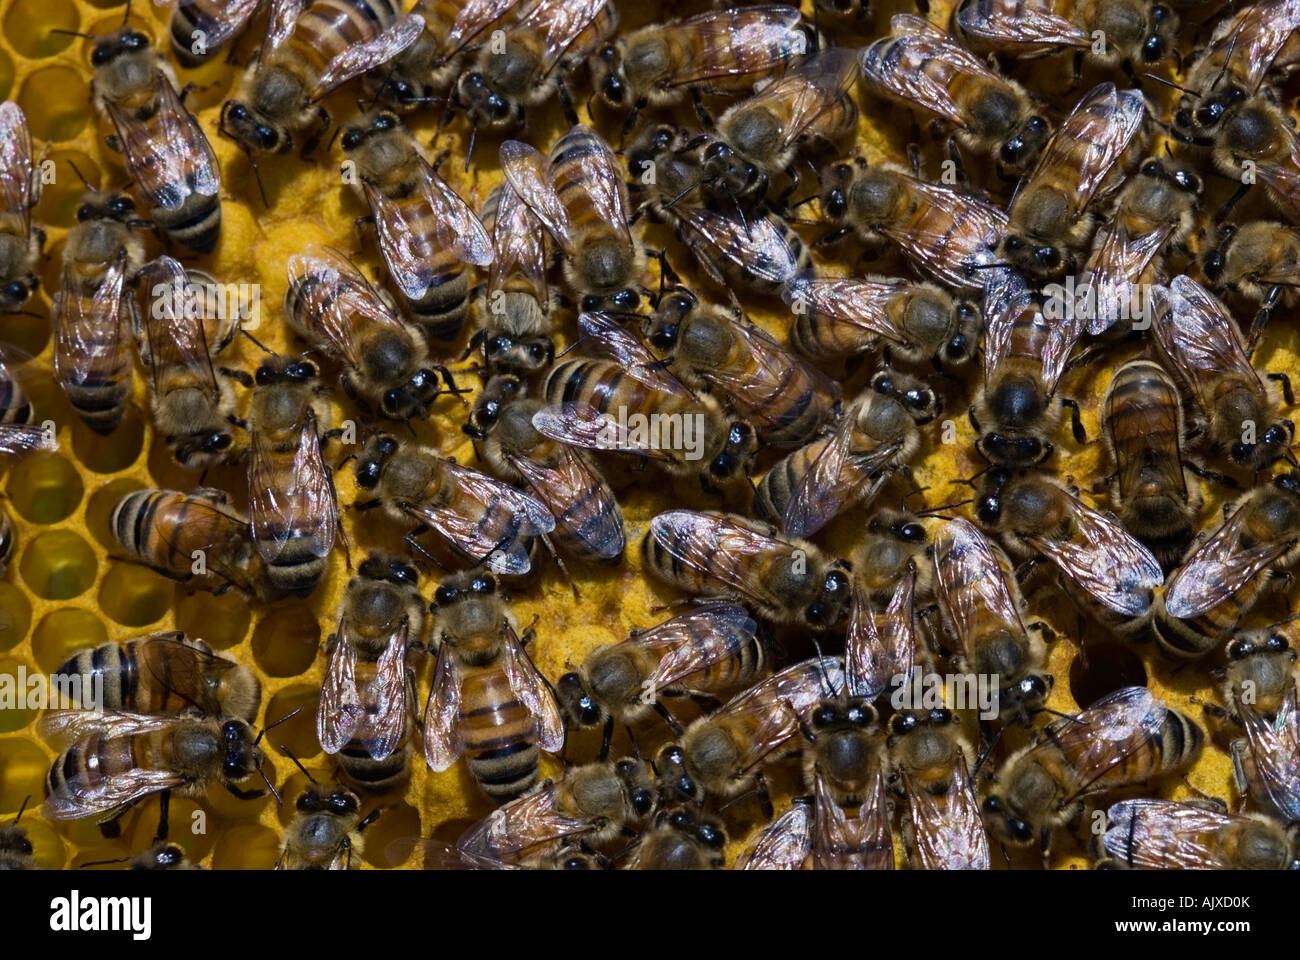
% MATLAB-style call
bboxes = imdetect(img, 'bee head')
[91,27,150,67]
[555,672,602,729]
[982,794,1035,846]
[381,367,441,421]
[355,434,399,490]
[221,101,286,154]
[1000,115,1049,170]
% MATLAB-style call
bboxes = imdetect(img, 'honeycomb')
[0,0,1285,871]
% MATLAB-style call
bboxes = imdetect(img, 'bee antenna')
[808,638,840,698]
[1143,73,1199,98]
[787,194,819,210]
[259,767,283,807]
[50,29,97,38]
[240,328,274,355]
[1043,707,1087,725]
[464,124,477,173]
[664,178,704,210]
[901,486,930,511]
[12,795,31,825]
[973,726,1004,775]
[277,744,318,784]
[244,149,269,209]
[256,705,303,744]
[919,498,971,515]
[65,160,94,191]
[80,854,134,868]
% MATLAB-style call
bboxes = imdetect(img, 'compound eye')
[889,713,916,735]
[2,282,27,302]
[296,794,316,812]
[355,461,380,487]
[1142,35,1165,62]
[528,342,547,360]
[983,796,1002,814]
[109,195,135,215]
[383,388,402,411]
[1036,246,1060,269]
[256,125,278,150]
[1004,236,1023,252]
[1153,4,1171,20]
[632,790,654,816]
[377,437,398,456]
[472,574,496,593]
[91,45,111,66]
[613,289,639,310]
[812,705,837,728]
[375,114,396,130]
[286,361,314,380]
[390,561,418,584]
[1203,251,1224,279]
[208,432,232,451]
[342,129,364,150]
[603,75,624,102]
[825,190,846,219]
[1008,818,1033,842]
[931,708,951,724]
[847,705,874,727]
[76,203,94,221]
[1264,425,1288,446]
[434,586,457,605]
[1174,108,1193,129]
[709,453,733,477]
[976,494,1000,524]
[1267,634,1290,652]
[229,103,250,122]
[698,823,725,848]
[124,31,148,49]
[946,333,968,359]
[1230,441,1253,463]
[1140,159,1162,177]
[898,522,925,542]
[1019,437,1043,459]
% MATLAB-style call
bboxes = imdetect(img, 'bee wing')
[391,837,519,870]
[549,125,631,248]
[781,276,911,350]
[680,208,803,286]
[1163,505,1288,619]
[1151,276,1267,416]
[54,255,128,391]
[310,13,426,98]
[647,510,791,609]
[104,76,219,209]
[814,765,893,870]
[979,267,1029,386]
[317,625,364,755]
[139,256,223,400]
[515,0,610,76]
[530,401,676,462]
[249,410,338,562]
[576,311,695,398]
[932,519,1028,662]
[735,800,813,870]
[846,565,915,701]
[506,447,625,561]
[415,158,494,267]
[1050,686,1169,801]
[782,413,901,539]
[1238,688,1300,823]
[163,0,259,49]
[458,781,595,861]
[43,767,189,821]
[443,0,525,58]
[488,183,550,295]
[422,639,464,771]
[638,602,759,693]
[1101,799,1243,869]
[1219,0,1300,93]
[262,0,310,58]
[902,754,989,870]
[137,632,232,716]
[1082,222,1171,336]
[356,619,411,761]
[881,179,1006,292]
[954,0,1089,50]
[286,246,401,369]
[1024,495,1163,616]
[500,621,565,754]
[753,47,859,153]
[0,101,36,235]
[1249,122,1300,219]
[860,15,1002,128]
[726,656,845,725]
[0,423,56,458]
[500,140,571,252]
[38,710,185,750]
[663,6,805,87]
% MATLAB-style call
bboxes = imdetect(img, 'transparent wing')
[932,519,1028,663]
[638,602,759,694]
[882,178,1006,291]
[500,622,565,753]
[680,209,803,286]
[140,255,222,399]
[507,446,625,561]
[43,767,188,820]
[746,47,859,153]
[356,619,411,761]
[500,139,571,252]
[782,275,911,351]
[173,0,260,51]
[1163,506,1288,619]
[530,401,676,461]
[487,182,549,294]
[422,641,464,771]
[136,633,233,717]
[104,76,219,209]
[903,753,989,870]
[443,0,525,59]
[647,510,789,606]
[846,566,915,701]
[518,0,609,76]
[955,0,1090,49]
[814,765,893,869]
[54,256,128,391]
[782,411,901,539]
[1238,687,1300,822]
[1218,0,1300,93]
[1101,799,1240,869]
[664,6,805,86]
[0,101,35,235]
[456,781,596,861]
[1082,221,1171,336]
[249,410,338,562]
[286,246,404,369]
[317,626,363,755]
[548,125,631,249]
[311,14,426,98]
[576,311,695,398]
[262,0,309,58]
[735,801,812,870]
[38,710,186,750]
[1046,686,1168,801]
[0,423,57,458]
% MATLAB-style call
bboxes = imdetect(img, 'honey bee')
[53,190,147,436]
[277,779,376,869]
[1150,275,1294,471]
[317,553,424,794]
[975,469,1163,620]
[887,710,990,870]
[642,287,841,448]
[465,375,626,565]
[785,273,980,369]
[673,207,811,296]
[0,799,35,871]
[1202,221,1300,341]
[930,518,1052,727]
[41,712,270,825]
[998,83,1145,284]
[88,27,221,253]
[453,0,617,134]
[247,355,343,597]
[752,370,935,539]
[953,0,1178,79]
[56,632,261,723]
[1171,0,1300,220]
[982,686,1203,860]
[0,101,45,317]
[1221,624,1298,723]
[423,569,565,802]
[859,14,1051,177]
[623,806,727,869]
[135,256,243,471]
[532,313,759,491]
[845,549,922,703]
[654,656,846,809]
[696,47,860,207]
[554,603,764,748]
[1097,799,1297,870]
[1153,472,1300,660]
[735,797,814,870]
[644,511,853,630]
[1100,358,1201,574]
[589,5,813,134]
[969,270,1086,469]
[284,245,451,419]
[110,487,275,601]
[352,432,555,576]
[340,111,494,343]
[1232,679,1300,824]
[154,0,262,67]
[220,0,424,156]
[819,158,1007,293]
[800,691,883,812]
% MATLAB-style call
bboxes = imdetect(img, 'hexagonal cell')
[174,590,251,651]
[2,0,81,57]
[5,451,83,524]
[36,152,102,228]
[20,530,97,600]
[251,604,321,678]
[17,67,92,143]
[31,608,108,674]
[0,736,47,810]
[0,583,32,653]
[1069,641,1149,709]
[98,563,172,627]
[72,405,146,474]
[20,819,67,870]
[0,658,38,732]
[210,823,280,870]
[85,477,146,550]
[265,685,321,759]
[361,800,420,868]
[0,306,49,361]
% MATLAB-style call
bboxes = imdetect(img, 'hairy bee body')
[0,823,35,870]
[0,102,44,316]
[279,782,368,869]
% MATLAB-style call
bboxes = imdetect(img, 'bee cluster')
[1,0,1299,872]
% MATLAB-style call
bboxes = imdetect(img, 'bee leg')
[1039,826,1052,868]
[225,783,265,800]
[967,406,981,432]
[300,108,331,159]
[1182,459,1238,490]
[1071,49,1084,85]
[689,88,715,128]
[813,226,853,247]
[754,769,774,820]
[352,498,382,511]
[1266,371,1295,406]
[652,701,684,738]
[1120,59,1142,90]
[153,790,171,843]
[906,122,923,177]
[104,133,124,154]
[557,78,580,127]
[1215,182,1250,222]
[218,366,254,388]
[1247,287,1282,355]
[1058,397,1086,442]
[592,717,615,762]
[357,808,382,832]
[97,798,141,839]
[1025,620,1057,644]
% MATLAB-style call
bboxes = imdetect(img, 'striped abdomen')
[55,290,132,435]
[1074,708,1203,794]
[670,624,766,695]
[56,638,178,715]
[281,0,406,88]
[252,447,329,596]
[45,733,155,808]
[0,364,32,424]
[458,665,542,802]
[382,192,471,342]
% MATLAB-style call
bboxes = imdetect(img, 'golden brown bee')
[809,761,895,869]
[156,0,261,67]
[56,632,261,723]
[1202,220,1300,339]
[860,14,1051,177]
[998,83,1144,284]
[318,553,424,795]
[277,780,375,870]
[453,0,617,133]
[53,190,147,436]
[466,374,626,565]
[589,5,813,134]
[643,511,853,630]
[1096,799,1297,870]
[1231,674,1300,824]
[340,111,494,343]
[953,0,1178,78]
[220,0,423,156]
[0,102,45,316]
[930,518,1052,727]
[785,273,979,368]
[982,686,1202,860]
[845,528,925,701]
[753,371,935,539]
[0,799,35,871]
[1153,472,1300,660]
[800,696,882,810]
[423,569,565,803]
[135,256,243,471]
[1100,358,1201,574]
[673,206,811,296]
[88,27,221,253]
[554,603,764,746]
[1221,624,1299,724]
[284,245,450,419]
[1151,275,1294,471]
[110,487,276,601]
[969,270,1086,469]
[819,158,1007,293]
[642,286,841,448]
[247,355,341,598]
[352,432,555,576]
[623,805,727,869]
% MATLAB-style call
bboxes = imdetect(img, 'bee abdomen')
[153,193,221,254]
[337,743,411,794]
[1154,709,1203,772]
[466,741,540,802]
